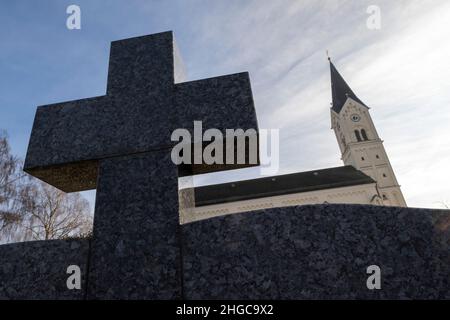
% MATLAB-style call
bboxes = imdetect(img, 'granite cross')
[24,31,259,299]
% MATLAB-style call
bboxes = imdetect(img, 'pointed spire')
[329,59,367,113]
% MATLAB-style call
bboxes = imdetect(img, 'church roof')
[194,165,375,207]
[329,60,368,113]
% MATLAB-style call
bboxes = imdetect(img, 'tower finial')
[326,50,331,61]
[329,59,368,113]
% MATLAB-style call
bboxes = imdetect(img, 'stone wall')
[1,204,449,299]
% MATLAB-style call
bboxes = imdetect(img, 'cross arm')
[23,96,107,192]
[174,72,260,176]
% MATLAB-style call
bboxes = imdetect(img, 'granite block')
[0,239,89,300]
[87,150,182,299]
[182,204,450,299]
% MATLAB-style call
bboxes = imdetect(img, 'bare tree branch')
[0,130,93,243]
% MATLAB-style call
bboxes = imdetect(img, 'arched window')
[361,129,368,141]
[354,130,362,142]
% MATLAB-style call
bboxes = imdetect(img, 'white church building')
[180,60,407,224]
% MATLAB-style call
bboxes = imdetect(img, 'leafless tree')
[16,180,92,241]
[0,131,22,240]
[0,130,93,243]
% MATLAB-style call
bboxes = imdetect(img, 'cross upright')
[24,31,259,299]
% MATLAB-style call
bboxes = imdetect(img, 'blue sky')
[1,0,450,209]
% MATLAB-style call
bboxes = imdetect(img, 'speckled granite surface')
[1,205,450,299]
[0,239,89,300]
[87,151,182,299]
[23,31,258,192]
[182,204,450,299]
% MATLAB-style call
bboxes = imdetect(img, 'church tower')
[329,59,407,207]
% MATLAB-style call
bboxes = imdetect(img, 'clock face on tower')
[350,114,361,122]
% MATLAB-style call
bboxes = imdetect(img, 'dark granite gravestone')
[2,204,449,299]
[22,31,259,299]
[24,32,258,192]
[2,31,447,300]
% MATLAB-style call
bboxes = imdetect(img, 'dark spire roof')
[329,59,368,113]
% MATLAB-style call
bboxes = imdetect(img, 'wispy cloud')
[190,0,450,208]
